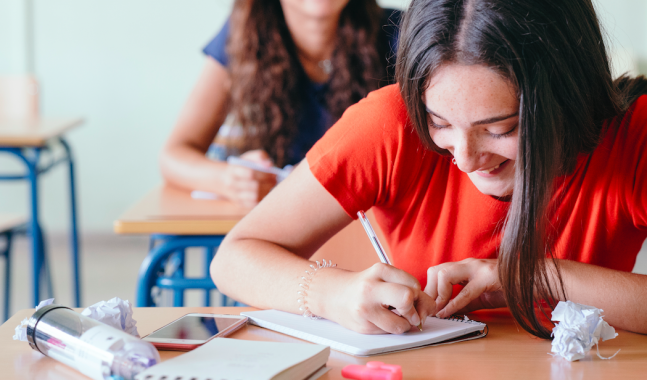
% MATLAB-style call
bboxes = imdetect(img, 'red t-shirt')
[306,84,647,286]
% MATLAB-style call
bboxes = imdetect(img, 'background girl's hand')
[224,149,277,207]
[322,263,436,335]
[424,258,507,318]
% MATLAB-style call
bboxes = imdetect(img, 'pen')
[226,156,293,182]
[357,210,424,332]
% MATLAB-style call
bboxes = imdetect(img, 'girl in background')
[161,0,401,207]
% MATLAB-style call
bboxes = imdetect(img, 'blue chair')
[136,234,232,307]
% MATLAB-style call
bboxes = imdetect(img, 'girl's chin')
[467,175,514,198]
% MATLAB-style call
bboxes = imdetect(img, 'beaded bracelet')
[297,259,337,319]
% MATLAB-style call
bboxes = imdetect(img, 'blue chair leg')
[137,238,186,307]
[171,249,185,307]
[2,231,13,322]
[60,138,81,307]
[204,247,215,306]
[37,225,54,299]
[26,150,43,306]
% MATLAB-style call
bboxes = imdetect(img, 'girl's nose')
[452,133,481,173]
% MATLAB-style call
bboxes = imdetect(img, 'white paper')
[242,309,486,356]
[13,298,55,341]
[550,301,619,361]
[81,297,140,337]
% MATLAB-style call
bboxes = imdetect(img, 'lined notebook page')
[134,338,329,380]
[242,310,486,356]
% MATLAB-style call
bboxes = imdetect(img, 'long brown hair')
[227,0,392,166]
[397,0,647,338]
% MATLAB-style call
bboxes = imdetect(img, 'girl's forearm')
[211,236,349,316]
[551,259,647,334]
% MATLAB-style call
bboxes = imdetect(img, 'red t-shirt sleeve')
[628,97,647,229]
[306,85,426,218]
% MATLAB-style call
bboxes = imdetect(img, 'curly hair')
[227,0,393,166]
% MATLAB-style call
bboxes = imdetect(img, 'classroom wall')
[0,0,646,234]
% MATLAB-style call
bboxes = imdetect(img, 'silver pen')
[357,210,423,331]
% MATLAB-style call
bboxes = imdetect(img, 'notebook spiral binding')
[445,314,483,324]
[443,315,489,338]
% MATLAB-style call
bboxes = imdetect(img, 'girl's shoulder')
[600,95,647,151]
[307,84,442,214]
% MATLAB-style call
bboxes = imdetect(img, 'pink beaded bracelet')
[297,259,337,319]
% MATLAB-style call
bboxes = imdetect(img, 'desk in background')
[114,184,390,308]
[114,185,250,307]
[0,118,82,309]
[1,307,644,380]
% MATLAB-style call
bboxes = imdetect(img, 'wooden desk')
[114,184,386,273]
[113,184,390,306]
[0,214,26,233]
[0,118,83,147]
[113,185,251,235]
[1,307,643,380]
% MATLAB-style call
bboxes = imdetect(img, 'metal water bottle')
[27,304,161,380]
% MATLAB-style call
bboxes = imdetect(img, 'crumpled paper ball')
[13,298,54,341]
[81,297,140,337]
[550,300,619,361]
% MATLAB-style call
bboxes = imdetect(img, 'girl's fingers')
[239,149,273,165]
[368,305,415,335]
[424,266,440,301]
[374,282,421,328]
[434,264,472,311]
[436,280,485,318]
[230,164,276,181]
[371,263,421,291]
[414,291,436,324]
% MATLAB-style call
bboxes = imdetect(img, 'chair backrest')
[0,75,39,119]
[310,209,392,272]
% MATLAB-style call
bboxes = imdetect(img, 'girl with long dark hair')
[211,0,647,338]
[160,0,400,207]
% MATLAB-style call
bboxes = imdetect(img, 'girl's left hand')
[424,258,507,318]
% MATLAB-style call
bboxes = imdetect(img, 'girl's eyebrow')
[426,106,519,126]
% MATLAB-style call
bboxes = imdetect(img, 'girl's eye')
[429,120,450,130]
[488,125,517,139]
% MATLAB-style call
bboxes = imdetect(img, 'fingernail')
[412,314,420,327]
[436,310,445,319]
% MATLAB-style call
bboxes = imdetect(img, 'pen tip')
[418,324,423,332]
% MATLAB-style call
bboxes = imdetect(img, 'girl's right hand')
[317,263,437,335]
[223,150,277,207]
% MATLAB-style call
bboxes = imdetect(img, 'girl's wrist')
[301,264,348,319]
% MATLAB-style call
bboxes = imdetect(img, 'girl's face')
[279,0,350,19]
[424,63,519,197]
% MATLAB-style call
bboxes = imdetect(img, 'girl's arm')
[159,57,275,206]
[555,259,647,333]
[211,160,436,334]
[425,257,647,334]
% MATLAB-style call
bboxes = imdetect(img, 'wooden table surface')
[0,214,26,233]
[113,185,252,235]
[1,306,643,380]
[0,118,83,147]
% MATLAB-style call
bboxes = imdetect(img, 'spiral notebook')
[242,310,487,356]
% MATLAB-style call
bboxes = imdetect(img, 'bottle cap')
[26,304,73,354]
